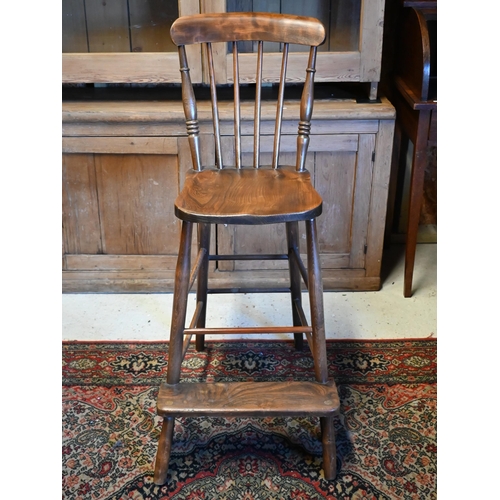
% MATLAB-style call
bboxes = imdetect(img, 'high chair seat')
[175,166,323,224]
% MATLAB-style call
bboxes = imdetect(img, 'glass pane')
[62,0,179,53]
[226,0,361,53]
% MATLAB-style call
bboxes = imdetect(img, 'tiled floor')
[62,243,436,341]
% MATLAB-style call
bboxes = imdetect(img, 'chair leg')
[305,219,327,384]
[195,223,211,351]
[286,221,304,351]
[153,220,193,486]
[321,416,337,480]
[153,416,175,485]
[305,218,337,480]
[166,220,193,384]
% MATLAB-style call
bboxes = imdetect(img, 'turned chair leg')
[306,218,337,480]
[154,220,193,486]
[195,223,211,352]
[286,221,304,351]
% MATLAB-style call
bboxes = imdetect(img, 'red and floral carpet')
[62,340,437,499]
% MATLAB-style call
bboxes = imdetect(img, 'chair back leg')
[195,223,211,351]
[167,220,193,385]
[286,221,304,351]
[153,416,175,485]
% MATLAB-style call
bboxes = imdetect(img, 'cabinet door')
[202,0,384,84]
[216,133,376,273]
[63,153,182,275]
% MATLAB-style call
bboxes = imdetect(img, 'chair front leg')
[305,218,337,480]
[153,220,193,486]
[305,218,327,383]
[167,220,193,385]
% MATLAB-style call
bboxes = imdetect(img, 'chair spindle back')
[170,13,325,173]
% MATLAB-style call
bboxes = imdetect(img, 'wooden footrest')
[157,380,340,418]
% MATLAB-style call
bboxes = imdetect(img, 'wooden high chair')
[153,12,340,484]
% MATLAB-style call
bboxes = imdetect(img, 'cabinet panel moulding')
[65,254,179,271]
[62,137,178,154]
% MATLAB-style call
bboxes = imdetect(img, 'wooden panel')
[329,0,361,51]
[62,0,88,53]
[200,0,226,84]
[63,118,376,139]
[315,151,357,253]
[231,224,289,271]
[85,0,130,52]
[365,120,394,278]
[216,153,314,272]
[63,53,191,83]
[280,2,331,53]
[62,0,201,83]
[62,154,102,254]
[359,0,385,82]
[62,137,178,154]
[62,99,395,128]
[238,134,358,154]
[233,52,361,83]
[62,268,376,293]
[349,134,376,269]
[217,135,357,165]
[95,154,180,254]
[65,254,178,270]
[129,0,178,53]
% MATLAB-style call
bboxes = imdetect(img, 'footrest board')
[157,380,340,418]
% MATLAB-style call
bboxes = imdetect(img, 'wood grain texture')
[95,154,180,254]
[365,120,394,280]
[62,268,377,293]
[170,12,326,47]
[63,53,189,84]
[62,0,88,52]
[175,167,322,225]
[329,0,361,52]
[157,380,339,417]
[231,51,360,83]
[128,0,178,53]
[359,0,385,82]
[62,99,395,127]
[62,154,102,254]
[84,0,130,52]
[349,134,376,269]
[314,151,357,253]
[62,137,178,155]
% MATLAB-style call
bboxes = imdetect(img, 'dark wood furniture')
[389,1,437,297]
[153,12,340,485]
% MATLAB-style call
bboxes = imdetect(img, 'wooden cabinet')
[62,0,395,292]
[62,92,394,292]
[63,0,386,98]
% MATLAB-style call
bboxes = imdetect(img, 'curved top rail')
[170,12,326,47]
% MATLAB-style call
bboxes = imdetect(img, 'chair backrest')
[170,12,326,172]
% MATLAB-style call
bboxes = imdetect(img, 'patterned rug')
[62,340,437,499]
